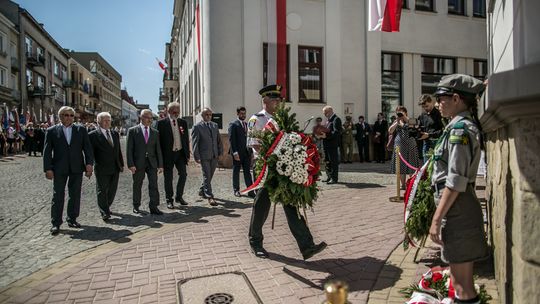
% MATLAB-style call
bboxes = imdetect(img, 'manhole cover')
[204,292,234,304]
[178,272,262,304]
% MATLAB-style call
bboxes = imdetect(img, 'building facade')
[0,1,70,123]
[166,0,487,129]
[0,10,20,112]
[481,1,540,303]
[67,58,99,123]
[69,52,122,125]
[121,89,139,128]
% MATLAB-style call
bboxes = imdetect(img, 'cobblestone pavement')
[0,139,397,296]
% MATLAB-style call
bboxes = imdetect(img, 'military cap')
[259,84,282,98]
[434,74,485,97]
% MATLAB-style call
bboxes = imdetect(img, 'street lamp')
[27,83,58,122]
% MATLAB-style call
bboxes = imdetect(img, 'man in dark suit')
[320,105,342,184]
[126,109,164,215]
[227,106,254,198]
[192,107,223,206]
[355,115,371,162]
[89,112,124,221]
[157,102,190,209]
[43,106,94,235]
[373,112,388,163]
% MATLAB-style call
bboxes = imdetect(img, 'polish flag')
[368,0,403,32]
[266,0,287,98]
[156,58,167,72]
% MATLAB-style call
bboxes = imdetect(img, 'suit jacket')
[43,124,94,174]
[89,128,124,175]
[126,125,163,170]
[191,121,223,161]
[373,119,389,141]
[227,119,251,159]
[323,114,343,147]
[355,122,371,142]
[156,117,190,167]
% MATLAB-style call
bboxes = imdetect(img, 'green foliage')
[253,102,319,210]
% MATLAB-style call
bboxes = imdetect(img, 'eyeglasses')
[63,114,75,117]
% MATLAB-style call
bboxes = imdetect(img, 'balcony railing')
[26,52,45,67]
[63,79,76,88]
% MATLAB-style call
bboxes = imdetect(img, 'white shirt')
[62,124,73,145]
[169,116,182,151]
[139,123,150,139]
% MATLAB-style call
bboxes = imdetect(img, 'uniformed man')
[429,74,488,304]
[341,116,354,163]
[247,84,327,260]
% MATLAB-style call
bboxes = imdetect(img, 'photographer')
[388,106,420,189]
[417,94,443,162]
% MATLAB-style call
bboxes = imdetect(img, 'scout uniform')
[247,84,327,260]
[432,74,488,263]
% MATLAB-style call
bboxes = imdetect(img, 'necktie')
[144,127,149,144]
[243,121,247,133]
[106,130,114,147]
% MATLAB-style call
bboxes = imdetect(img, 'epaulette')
[255,113,265,117]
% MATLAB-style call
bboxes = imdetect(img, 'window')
[473,0,486,17]
[474,59,488,80]
[381,53,402,119]
[54,61,59,76]
[0,31,6,54]
[10,42,16,58]
[11,73,16,90]
[298,46,323,103]
[0,66,7,87]
[25,36,32,55]
[421,56,455,94]
[37,74,45,89]
[448,0,465,15]
[416,0,434,12]
[263,43,290,101]
[37,47,44,58]
[26,68,33,84]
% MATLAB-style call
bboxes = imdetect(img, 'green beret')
[434,74,485,97]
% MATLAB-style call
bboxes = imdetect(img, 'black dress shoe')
[102,214,111,221]
[67,221,82,228]
[326,180,337,184]
[198,189,206,198]
[302,242,328,260]
[50,226,60,235]
[208,198,218,206]
[323,178,332,183]
[150,208,163,215]
[234,190,241,197]
[167,202,174,209]
[251,247,269,258]
[176,198,188,205]
[247,192,256,198]
[133,207,141,214]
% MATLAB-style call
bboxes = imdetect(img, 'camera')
[404,118,424,139]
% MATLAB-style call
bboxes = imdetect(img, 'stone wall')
[485,117,540,303]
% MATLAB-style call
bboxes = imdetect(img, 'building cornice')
[481,62,540,132]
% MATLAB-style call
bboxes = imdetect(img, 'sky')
[14,0,174,111]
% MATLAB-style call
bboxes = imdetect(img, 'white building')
[167,0,487,128]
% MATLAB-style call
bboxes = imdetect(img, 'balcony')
[63,79,76,88]
[11,58,20,72]
[26,52,45,67]
[27,86,45,96]
[159,88,169,101]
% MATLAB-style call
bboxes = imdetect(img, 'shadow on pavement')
[62,225,133,243]
[269,252,402,292]
[337,182,385,189]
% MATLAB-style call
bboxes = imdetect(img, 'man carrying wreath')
[246,84,327,260]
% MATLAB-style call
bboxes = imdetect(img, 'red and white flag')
[266,0,287,98]
[368,0,403,32]
[156,58,167,72]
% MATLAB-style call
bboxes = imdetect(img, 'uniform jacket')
[126,125,163,170]
[157,117,190,167]
[89,128,124,175]
[228,119,252,159]
[191,121,223,161]
[43,124,94,174]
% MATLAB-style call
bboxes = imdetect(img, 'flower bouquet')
[400,267,492,303]
[241,103,321,212]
